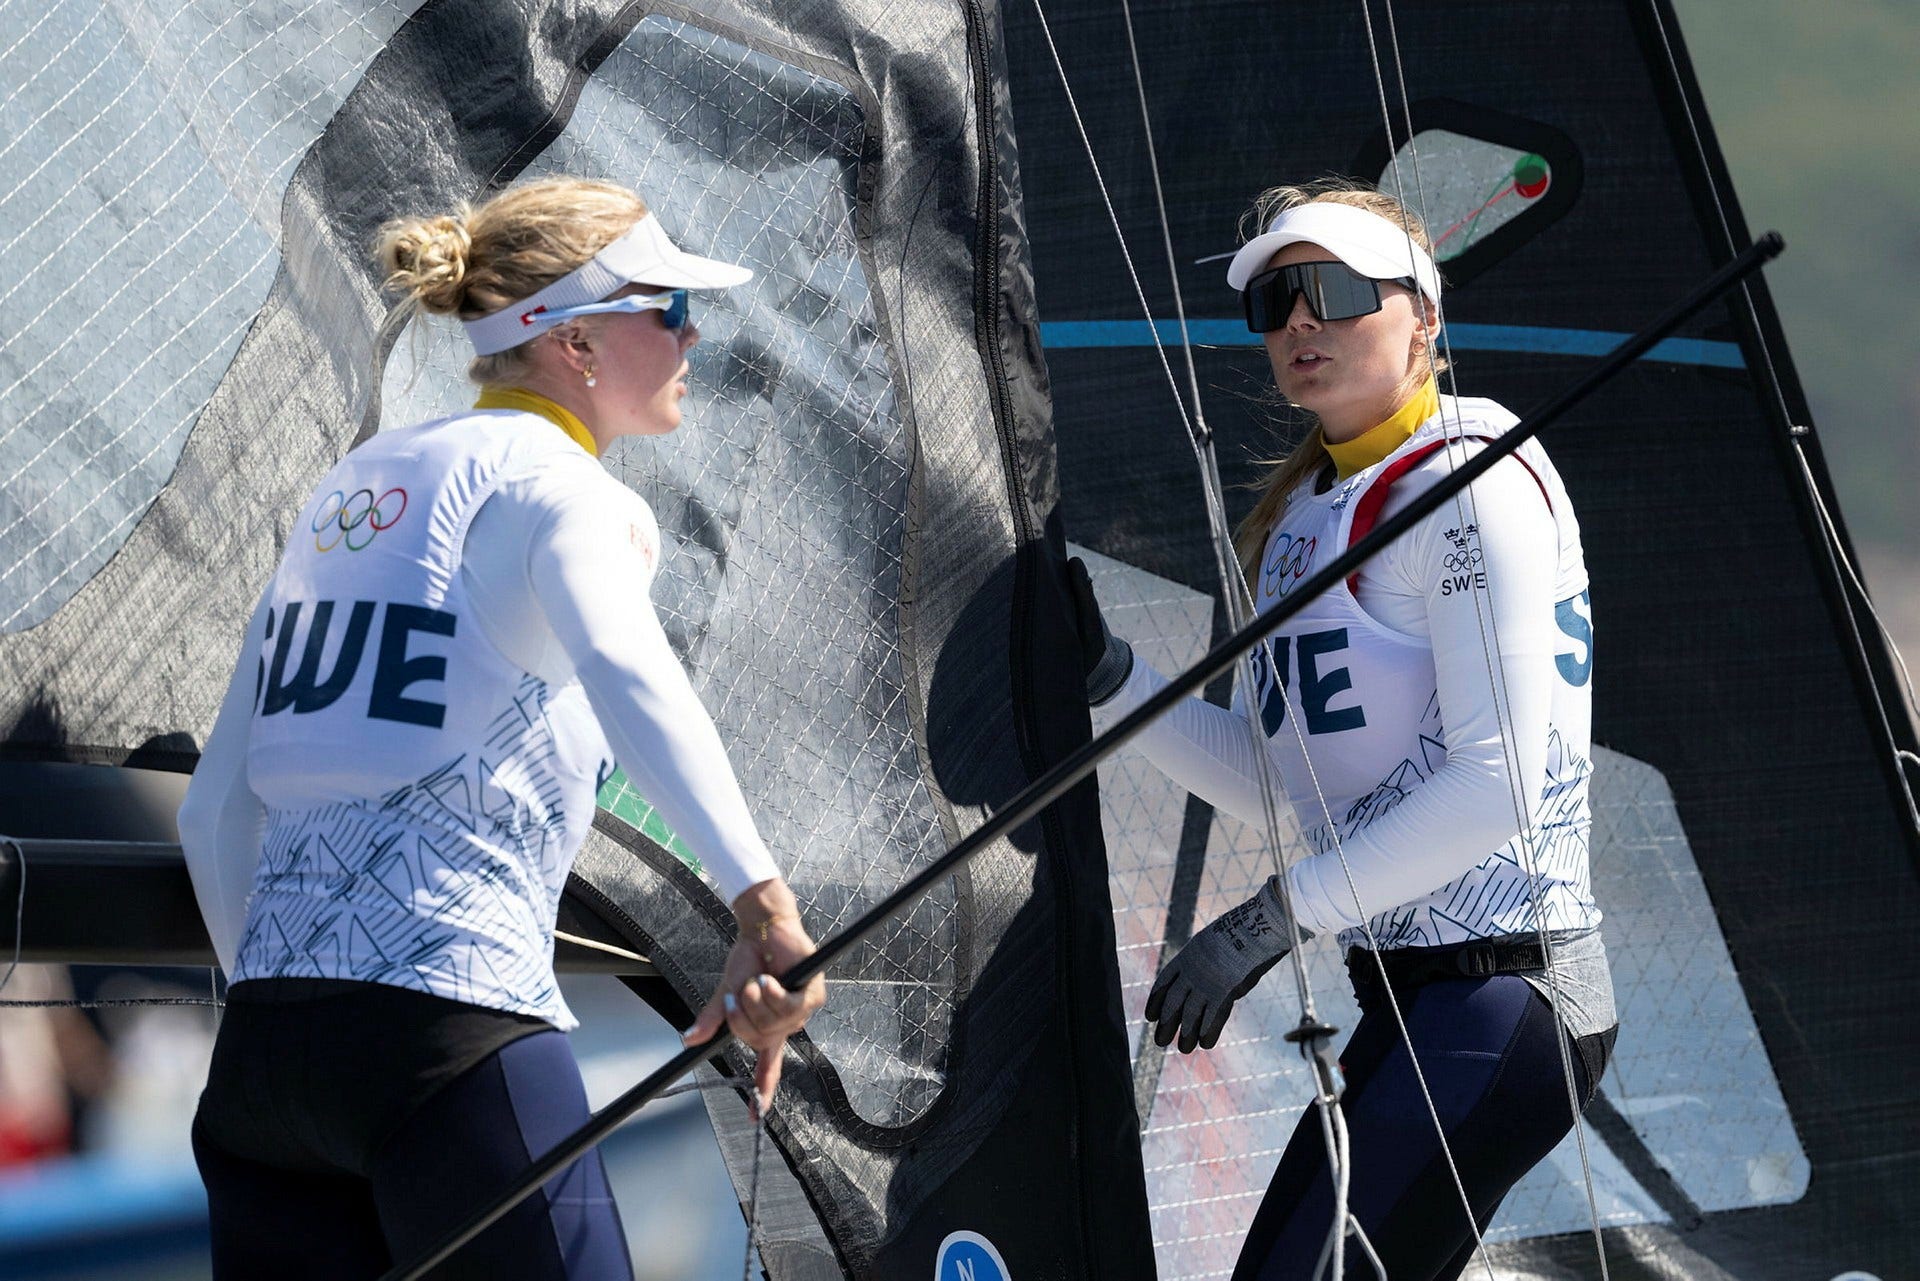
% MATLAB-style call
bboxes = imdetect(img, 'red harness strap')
[1345,438,1552,592]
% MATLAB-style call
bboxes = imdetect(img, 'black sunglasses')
[1242,261,1417,332]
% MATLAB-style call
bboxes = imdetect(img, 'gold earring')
[584,367,597,388]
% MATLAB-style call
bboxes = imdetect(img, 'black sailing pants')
[192,979,634,1280]
[1234,971,1615,1281]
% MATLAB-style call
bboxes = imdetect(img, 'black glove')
[1067,556,1133,706]
[1145,877,1296,1053]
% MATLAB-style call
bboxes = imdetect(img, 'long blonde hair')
[375,177,649,385]
[1231,178,1444,584]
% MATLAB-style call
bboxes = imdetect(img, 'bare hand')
[683,878,826,1113]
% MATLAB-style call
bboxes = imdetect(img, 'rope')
[1105,1,1485,1272]
[1116,0,1210,427]
[1637,0,1920,842]
[0,841,746,1270]
[658,1073,768,1281]
[554,930,650,964]
[1355,1,1613,1274]
[1790,438,1920,833]
[0,995,223,1008]
[1033,3,1532,1275]
[1022,0,1317,1018]
[1065,1,1629,1272]
[1352,1,1624,1272]
[1023,6,1365,1273]
[1309,1105,1386,1281]
[0,838,227,1010]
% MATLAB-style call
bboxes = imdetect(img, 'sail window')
[1355,99,1584,288]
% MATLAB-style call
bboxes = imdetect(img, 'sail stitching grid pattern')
[1322,1,1818,1259]
[1107,1,1390,1273]
[1026,1,1477,1274]
[1336,22,1843,1252]
[4,3,1896,1275]
[1638,1,1920,846]
[1029,2,1505,1275]
[1029,4,1509,1272]
[1107,0,1274,1175]
[0,8,967,1233]
[374,17,964,1131]
[1035,0,1629,1272]
[3,5,1114,1269]
[1790,446,1920,832]
[0,0,419,633]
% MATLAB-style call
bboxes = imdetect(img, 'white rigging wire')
[1021,0,1312,1017]
[1117,0,1209,421]
[658,1076,770,1281]
[1022,5,1375,1275]
[1638,1,1920,844]
[1357,1,1615,1275]
[1791,442,1920,832]
[1027,2,1560,1275]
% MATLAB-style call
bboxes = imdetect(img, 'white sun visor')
[1225,202,1442,305]
[463,213,753,355]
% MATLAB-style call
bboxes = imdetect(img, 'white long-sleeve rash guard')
[1097,447,1561,939]
[473,449,782,904]
[180,441,781,971]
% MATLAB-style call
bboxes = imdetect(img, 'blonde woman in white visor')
[178,177,824,1280]
[1072,178,1615,1278]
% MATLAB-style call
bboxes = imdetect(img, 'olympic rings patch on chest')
[312,486,408,553]
[1262,532,1318,597]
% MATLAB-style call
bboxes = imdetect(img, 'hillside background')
[1675,0,1919,683]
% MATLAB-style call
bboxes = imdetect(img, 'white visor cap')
[1224,202,1441,306]
[463,213,753,356]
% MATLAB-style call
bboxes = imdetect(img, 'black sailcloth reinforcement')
[0,1,1153,1276]
[1003,0,1919,1278]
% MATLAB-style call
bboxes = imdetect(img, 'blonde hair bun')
[373,177,650,383]
[380,211,476,316]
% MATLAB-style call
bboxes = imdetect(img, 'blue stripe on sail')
[1038,319,1746,368]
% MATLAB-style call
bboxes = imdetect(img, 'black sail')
[1003,0,1919,1278]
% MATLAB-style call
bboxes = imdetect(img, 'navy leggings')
[1235,973,1612,1281]
[193,982,632,1280]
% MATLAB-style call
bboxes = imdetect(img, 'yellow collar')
[473,387,598,457]
[1325,377,1440,480]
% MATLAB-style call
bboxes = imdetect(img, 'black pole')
[382,232,1783,1281]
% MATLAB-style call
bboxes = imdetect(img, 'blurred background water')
[0,972,756,1280]
[1675,0,1920,686]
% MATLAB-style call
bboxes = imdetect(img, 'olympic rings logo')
[1443,548,1483,573]
[1262,533,1317,596]
[312,486,408,553]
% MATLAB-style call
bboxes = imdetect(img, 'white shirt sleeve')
[470,454,781,905]
[178,595,271,973]
[1284,454,1558,934]
[1092,655,1285,830]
